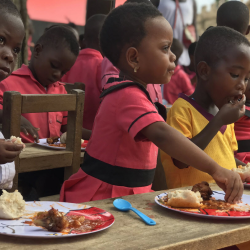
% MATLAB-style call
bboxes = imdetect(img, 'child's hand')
[211,167,243,203]
[217,95,246,125]
[20,116,40,142]
[0,139,23,164]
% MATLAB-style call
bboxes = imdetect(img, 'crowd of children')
[1,0,250,248]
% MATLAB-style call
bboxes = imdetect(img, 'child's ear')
[246,26,250,35]
[196,61,210,81]
[33,44,43,58]
[126,47,139,72]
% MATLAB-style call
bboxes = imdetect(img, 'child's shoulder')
[169,95,193,113]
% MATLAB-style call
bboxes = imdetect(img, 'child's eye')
[13,47,20,55]
[51,62,58,69]
[0,37,5,45]
[230,73,239,78]
[245,78,249,83]
[163,46,170,51]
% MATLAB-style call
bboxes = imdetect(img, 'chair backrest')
[64,82,85,93]
[2,89,85,190]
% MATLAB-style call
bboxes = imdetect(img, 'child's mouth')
[228,95,243,104]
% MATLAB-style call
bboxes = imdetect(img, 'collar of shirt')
[78,48,103,59]
[12,64,64,89]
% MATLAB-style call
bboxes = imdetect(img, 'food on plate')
[232,164,250,182]
[47,136,59,144]
[191,181,213,200]
[33,207,92,232]
[163,190,203,208]
[0,190,25,219]
[60,132,85,145]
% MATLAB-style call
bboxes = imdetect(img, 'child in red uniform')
[101,0,163,104]
[0,26,92,143]
[60,3,243,204]
[163,39,194,104]
[62,15,106,130]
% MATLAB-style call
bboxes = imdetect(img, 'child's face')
[129,17,176,85]
[204,44,250,109]
[0,14,24,81]
[244,82,250,104]
[32,46,77,86]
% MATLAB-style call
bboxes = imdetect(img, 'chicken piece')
[191,181,212,200]
[34,207,69,232]
[47,137,59,144]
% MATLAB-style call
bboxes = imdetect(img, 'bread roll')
[0,190,25,219]
[166,190,202,208]
[9,136,25,150]
[60,132,84,145]
[232,164,250,182]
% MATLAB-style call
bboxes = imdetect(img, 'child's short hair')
[100,3,162,66]
[217,1,249,34]
[171,38,183,63]
[37,26,79,56]
[0,0,21,18]
[188,42,197,56]
[125,0,152,4]
[85,14,106,45]
[195,26,250,69]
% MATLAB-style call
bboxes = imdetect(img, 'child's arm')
[173,97,246,169]
[0,110,40,142]
[61,125,91,140]
[141,121,243,203]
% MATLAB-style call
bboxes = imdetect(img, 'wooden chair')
[2,89,85,192]
[64,82,85,93]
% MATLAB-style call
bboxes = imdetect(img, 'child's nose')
[52,70,62,80]
[238,79,247,92]
[1,48,14,63]
[170,51,176,62]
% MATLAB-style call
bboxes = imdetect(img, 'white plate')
[36,138,86,151]
[0,201,115,238]
[155,191,250,219]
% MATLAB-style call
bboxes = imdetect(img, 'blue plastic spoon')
[113,198,156,226]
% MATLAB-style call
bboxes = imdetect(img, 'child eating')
[161,26,249,190]
[60,3,243,204]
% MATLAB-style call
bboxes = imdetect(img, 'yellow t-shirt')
[161,94,238,189]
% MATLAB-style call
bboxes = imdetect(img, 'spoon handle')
[130,207,156,226]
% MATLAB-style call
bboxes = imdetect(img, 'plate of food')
[155,182,250,219]
[0,190,114,238]
[36,136,88,151]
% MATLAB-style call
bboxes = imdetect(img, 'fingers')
[4,142,24,152]
[26,127,40,142]
[225,174,243,203]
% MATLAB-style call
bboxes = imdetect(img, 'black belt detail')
[237,140,250,153]
[100,79,167,120]
[81,152,156,187]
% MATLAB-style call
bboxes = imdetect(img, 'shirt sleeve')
[167,105,193,139]
[61,85,68,125]
[0,132,15,189]
[230,123,238,152]
[116,87,164,140]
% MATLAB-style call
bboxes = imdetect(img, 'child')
[181,42,197,86]
[163,38,194,104]
[217,1,250,165]
[0,26,89,143]
[101,0,163,104]
[161,26,249,190]
[61,14,106,130]
[0,0,25,189]
[60,3,243,204]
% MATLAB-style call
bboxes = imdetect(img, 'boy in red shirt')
[163,39,194,104]
[62,14,106,130]
[0,25,90,143]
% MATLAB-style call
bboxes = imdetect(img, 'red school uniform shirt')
[0,64,67,143]
[163,65,194,104]
[101,57,163,103]
[60,78,165,203]
[234,106,250,163]
[61,48,103,130]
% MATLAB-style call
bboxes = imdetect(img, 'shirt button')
[156,98,158,101]
[50,119,52,124]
